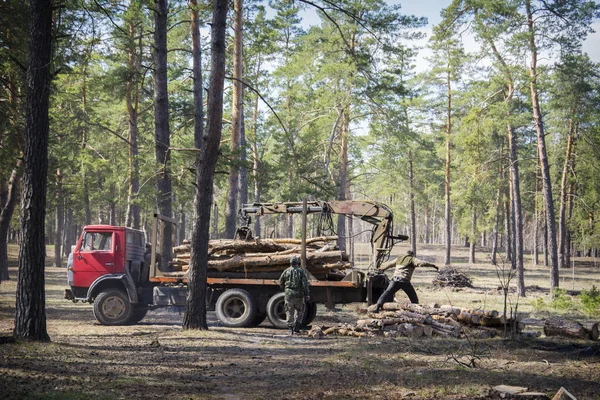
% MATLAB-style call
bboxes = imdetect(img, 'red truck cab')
[66,225,148,325]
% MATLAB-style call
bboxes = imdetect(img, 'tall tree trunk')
[408,150,416,255]
[566,179,575,269]
[62,206,73,258]
[81,75,92,226]
[178,204,186,245]
[0,161,22,282]
[125,11,141,229]
[491,185,501,265]
[508,124,525,295]
[503,193,512,262]
[251,83,261,238]
[224,0,244,239]
[190,0,203,155]
[558,117,576,269]
[526,0,559,288]
[424,201,430,244]
[14,0,52,341]
[543,204,549,266]
[212,203,218,239]
[336,100,350,252]
[183,0,227,330]
[240,112,248,206]
[469,206,476,264]
[53,168,63,267]
[444,68,452,266]
[533,164,540,266]
[153,0,172,270]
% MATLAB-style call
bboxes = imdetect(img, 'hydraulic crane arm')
[239,200,408,269]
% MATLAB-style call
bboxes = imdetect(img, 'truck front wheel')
[93,289,134,325]
[215,289,257,328]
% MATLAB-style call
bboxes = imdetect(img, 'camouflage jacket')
[388,254,434,281]
[279,265,310,298]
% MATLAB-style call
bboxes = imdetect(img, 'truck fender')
[87,274,139,304]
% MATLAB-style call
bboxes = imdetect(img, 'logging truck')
[64,200,406,328]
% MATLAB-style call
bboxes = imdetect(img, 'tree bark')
[533,163,540,266]
[224,0,244,239]
[408,150,416,255]
[0,161,22,282]
[53,168,63,267]
[469,205,476,264]
[14,0,52,341]
[526,0,559,288]
[153,0,173,270]
[508,124,525,296]
[544,318,596,340]
[501,172,511,263]
[125,8,141,229]
[558,118,576,269]
[336,100,350,252]
[251,85,261,238]
[491,185,501,265]
[444,67,452,266]
[183,0,228,330]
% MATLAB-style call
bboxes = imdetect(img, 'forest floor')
[1,243,600,399]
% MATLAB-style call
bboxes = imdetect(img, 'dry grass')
[1,243,599,399]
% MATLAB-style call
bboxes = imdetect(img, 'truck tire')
[130,306,149,324]
[215,289,257,328]
[93,289,134,325]
[266,292,287,329]
[267,293,316,329]
[250,312,267,327]
[302,302,317,326]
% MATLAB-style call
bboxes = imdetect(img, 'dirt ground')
[1,244,600,399]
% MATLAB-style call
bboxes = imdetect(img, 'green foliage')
[550,288,575,311]
[579,286,600,317]
[530,297,546,314]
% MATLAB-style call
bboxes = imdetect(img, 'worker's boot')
[289,327,294,335]
[293,322,301,333]
[374,303,383,313]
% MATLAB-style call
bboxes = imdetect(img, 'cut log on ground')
[544,318,598,340]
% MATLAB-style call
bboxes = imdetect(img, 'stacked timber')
[432,267,473,288]
[315,302,527,339]
[169,236,351,280]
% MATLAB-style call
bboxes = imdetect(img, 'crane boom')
[239,200,407,269]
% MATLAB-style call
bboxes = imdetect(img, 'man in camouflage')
[279,256,310,335]
[375,250,439,311]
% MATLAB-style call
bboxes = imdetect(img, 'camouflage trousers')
[285,295,306,328]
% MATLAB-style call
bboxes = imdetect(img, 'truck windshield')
[81,232,112,251]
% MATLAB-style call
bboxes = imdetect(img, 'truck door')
[73,231,116,288]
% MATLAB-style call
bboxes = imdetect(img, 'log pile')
[168,237,351,280]
[432,267,473,288]
[313,302,527,339]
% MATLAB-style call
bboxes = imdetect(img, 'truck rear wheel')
[250,312,267,327]
[266,292,287,328]
[267,293,317,329]
[215,289,257,328]
[303,302,317,326]
[93,289,134,325]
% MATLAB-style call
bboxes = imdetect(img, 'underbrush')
[530,286,600,318]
